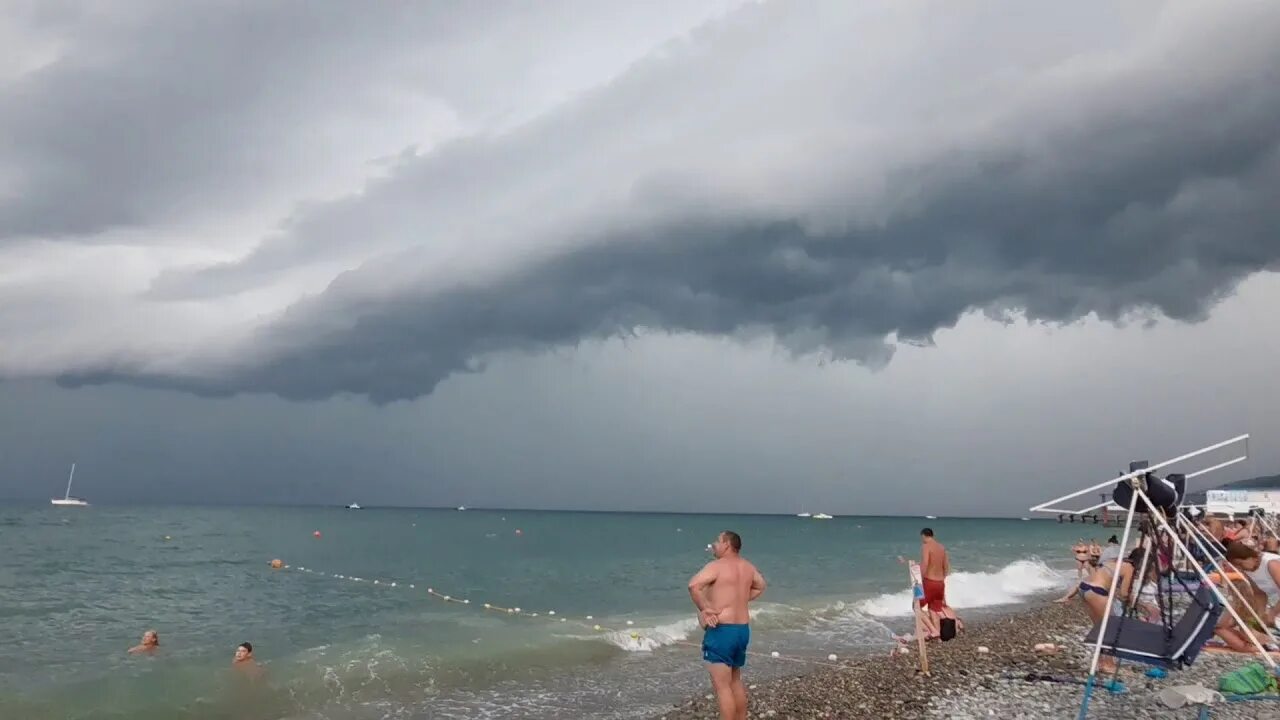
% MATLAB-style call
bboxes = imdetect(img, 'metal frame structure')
[1027,435,1277,720]
[1030,434,1250,516]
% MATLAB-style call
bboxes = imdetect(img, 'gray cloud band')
[18,2,1280,401]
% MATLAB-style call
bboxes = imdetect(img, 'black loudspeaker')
[1113,463,1184,515]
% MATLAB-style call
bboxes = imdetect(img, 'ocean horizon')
[0,499,1046,519]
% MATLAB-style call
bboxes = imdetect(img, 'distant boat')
[346,502,362,510]
[796,512,812,518]
[51,463,89,507]
[457,505,467,511]
[924,515,937,519]
[812,513,834,520]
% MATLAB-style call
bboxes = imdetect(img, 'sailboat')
[345,502,362,510]
[812,512,834,520]
[51,463,89,507]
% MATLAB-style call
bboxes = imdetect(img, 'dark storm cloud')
[28,1,1280,401]
[63,131,1280,402]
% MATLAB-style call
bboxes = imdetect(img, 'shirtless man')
[688,531,766,720]
[127,630,159,654]
[919,528,950,612]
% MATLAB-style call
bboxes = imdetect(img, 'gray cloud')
[0,0,737,241]
[19,1,1280,403]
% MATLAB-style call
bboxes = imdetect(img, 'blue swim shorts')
[702,623,750,668]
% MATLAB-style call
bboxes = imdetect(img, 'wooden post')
[909,561,930,676]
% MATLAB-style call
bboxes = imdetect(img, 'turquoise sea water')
[0,506,1098,719]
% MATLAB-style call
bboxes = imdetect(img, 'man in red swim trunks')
[919,528,950,617]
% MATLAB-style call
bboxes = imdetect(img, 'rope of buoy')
[280,564,898,670]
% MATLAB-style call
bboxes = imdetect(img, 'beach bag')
[1218,662,1277,695]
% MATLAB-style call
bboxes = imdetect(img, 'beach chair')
[1082,585,1223,670]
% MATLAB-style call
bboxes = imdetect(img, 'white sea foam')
[594,617,700,652]
[857,558,1066,617]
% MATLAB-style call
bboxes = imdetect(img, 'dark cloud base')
[41,2,1280,403]
[60,139,1280,403]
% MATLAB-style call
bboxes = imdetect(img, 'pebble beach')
[655,602,1278,719]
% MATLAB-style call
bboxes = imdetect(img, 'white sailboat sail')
[51,463,89,506]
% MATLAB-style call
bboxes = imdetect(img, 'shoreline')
[654,601,1276,719]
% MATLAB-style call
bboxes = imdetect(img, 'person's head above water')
[1107,535,1119,545]
[920,528,934,540]
[142,630,158,647]
[234,642,253,662]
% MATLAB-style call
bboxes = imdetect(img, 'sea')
[0,506,1097,719]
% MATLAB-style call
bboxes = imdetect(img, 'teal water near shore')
[0,506,1096,718]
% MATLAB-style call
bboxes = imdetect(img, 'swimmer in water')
[128,630,159,654]
[232,641,264,679]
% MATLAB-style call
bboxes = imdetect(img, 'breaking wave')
[856,558,1066,617]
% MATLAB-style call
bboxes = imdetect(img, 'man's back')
[688,531,765,720]
[922,539,948,581]
[704,556,760,624]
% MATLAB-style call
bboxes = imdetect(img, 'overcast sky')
[2,0,1277,514]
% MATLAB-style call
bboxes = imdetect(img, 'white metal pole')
[1187,456,1249,480]
[1086,485,1141,677]
[1030,435,1249,514]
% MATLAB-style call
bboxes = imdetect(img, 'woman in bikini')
[1088,539,1103,565]
[1072,539,1091,578]
[1056,548,1146,673]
